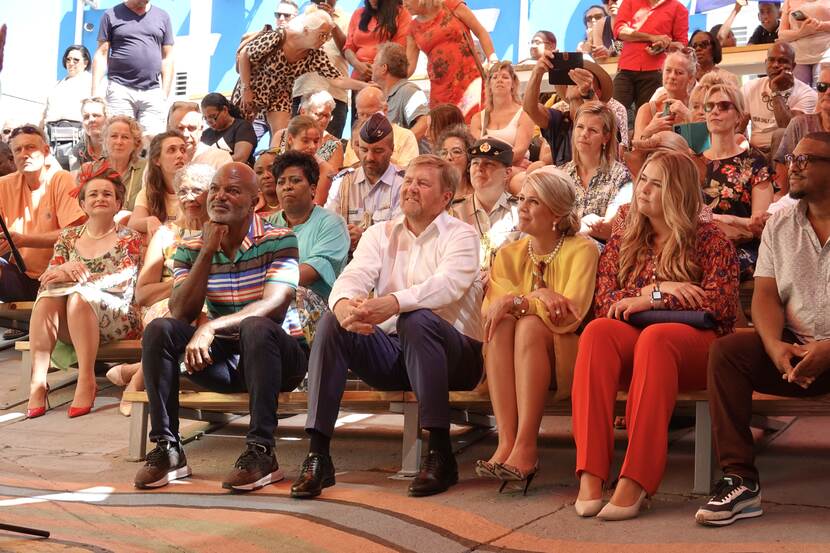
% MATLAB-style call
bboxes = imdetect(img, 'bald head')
[209,162,260,225]
[355,86,388,121]
[766,41,796,78]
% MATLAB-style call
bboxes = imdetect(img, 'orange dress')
[410,0,482,118]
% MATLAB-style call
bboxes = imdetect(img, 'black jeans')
[612,69,663,113]
[143,316,308,447]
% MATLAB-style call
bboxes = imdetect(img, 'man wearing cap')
[523,59,627,166]
[325,112,405,251]
[452,137,521,271]
[291,154,484,500]
[341,86,420,168]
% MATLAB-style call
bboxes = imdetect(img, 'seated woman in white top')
[471,62,534,167]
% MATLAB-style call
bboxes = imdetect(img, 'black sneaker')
[695,474,763,526]
[134,440,191,489]
[222,442,284,492]
[290,453,336,498]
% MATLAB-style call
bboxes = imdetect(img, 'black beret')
[469,137,513,166]
[359,112,393,144]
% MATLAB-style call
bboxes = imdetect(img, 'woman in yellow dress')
[478,168,600,492]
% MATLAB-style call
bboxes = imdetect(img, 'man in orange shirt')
[0,125,85,301]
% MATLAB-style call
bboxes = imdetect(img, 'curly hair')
[101,115,143,165]
[272,150,320,189]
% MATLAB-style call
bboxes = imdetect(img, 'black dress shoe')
[290,453,335,499]
[408,449,458,497]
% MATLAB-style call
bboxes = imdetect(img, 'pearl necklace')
[527,234,566,266]
[82,223,117,240]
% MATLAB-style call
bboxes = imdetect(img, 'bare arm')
[409,115,429,142]
[470,111,483,139]
[299,263,321,287]
[231,141,254,163]
[454,3,495,60]
[134,228,173,307]
[510,112,535,164]
[160,44,174,98]
[523,60,553,129]
[91,41,109,97]
[406,36,420,78]
[717,2,742,45]
[330,75,370,92]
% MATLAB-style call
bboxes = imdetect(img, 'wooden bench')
[0,301,34,334]
[8,340,142,409]
[122,387,830,494]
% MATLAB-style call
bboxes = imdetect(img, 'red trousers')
[571,318,716,494]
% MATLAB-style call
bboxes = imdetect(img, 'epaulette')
[333,166,356,180]
[505,194,519,204]
[395,168,407,177]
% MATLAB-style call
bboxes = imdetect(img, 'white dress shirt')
[329,212,483,341]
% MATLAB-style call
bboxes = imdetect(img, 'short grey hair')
[287,9,333,33]
[301,90,336,112]
[173,163,216,194]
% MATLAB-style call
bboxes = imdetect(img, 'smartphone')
[547,52,584,85]
[662,101,672,116]
[792,10,807,21]
[674,122,710,154]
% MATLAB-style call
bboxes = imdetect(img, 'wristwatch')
[650,283,663,309]
[511,295,528,318]
[581,88,595,100]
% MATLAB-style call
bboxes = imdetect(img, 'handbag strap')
[448,3,487,82]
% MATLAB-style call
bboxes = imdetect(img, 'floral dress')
[38,225,143,342]
[703,149,770,280]
[410,0,482,118]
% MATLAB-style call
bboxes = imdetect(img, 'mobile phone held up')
[792,10,807,21]
[548,52,584,85]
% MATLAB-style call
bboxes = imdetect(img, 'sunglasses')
[784,153,830,170]
[703,101,735,113]
[585,13,605,23]
[817,82,830,93]
[275,11,295,19]
[9,125,43,140]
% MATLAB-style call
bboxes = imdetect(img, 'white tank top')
[483,107,523,147]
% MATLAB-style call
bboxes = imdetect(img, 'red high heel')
[27,384,51,419]
[68,385,98,419]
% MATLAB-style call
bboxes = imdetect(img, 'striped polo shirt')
[172,215,302,339]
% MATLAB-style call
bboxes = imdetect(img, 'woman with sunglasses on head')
[200,93,257,166]
[107,164,215,416]
[42,45,92,148]
[26,171,142,420]
[634,49,696,142]
[703,84,774,281]
[437,124,475,202]
[572,150,739,520]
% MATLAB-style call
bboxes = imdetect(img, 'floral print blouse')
[561,160,633,220]
[703,149,770,218]
[593,220,740,336]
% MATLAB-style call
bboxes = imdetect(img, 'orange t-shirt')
[0,169,86,277]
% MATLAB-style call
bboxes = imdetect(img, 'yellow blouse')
[483,235,600,399]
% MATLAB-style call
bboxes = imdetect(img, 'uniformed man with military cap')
[451,137,521,270]
[325,112,405,251]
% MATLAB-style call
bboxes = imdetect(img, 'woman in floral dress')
[405,0,497,120]
[702,85,773,280]
[26,170,142,420]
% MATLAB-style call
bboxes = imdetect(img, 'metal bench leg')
[394,401,422,478]
[127,401,149,462]
[694,400,714,494]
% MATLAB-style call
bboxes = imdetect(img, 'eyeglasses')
[176,186,207,199]
[529,39,553,47]
[275,11,295,19]
[784,153,830,170]
[817,82,830,93]
[703,100,735,113]
[438,147,466,159]
[691,40,712,50]
[585,13,605,23]
[65,57,83,63]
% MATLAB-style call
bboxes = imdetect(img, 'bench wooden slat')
[0,301,35,322]
[16,340,142,362]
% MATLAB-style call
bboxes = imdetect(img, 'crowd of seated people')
[2,0,830,531]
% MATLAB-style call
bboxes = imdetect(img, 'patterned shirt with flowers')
[703,149,770,279]
[38,225,143,342]
[593,219,740,337]
[561,160,633,223]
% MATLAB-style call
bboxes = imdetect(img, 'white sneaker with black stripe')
[695,475,763,526]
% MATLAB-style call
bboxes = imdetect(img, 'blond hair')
[525,168,580,236]
[483,61,521,116]
[101,115,143,165]
[571,101,619,172]
[704,84,747,122]
[618,151,703,286]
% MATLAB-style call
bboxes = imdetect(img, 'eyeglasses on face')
[703,100,735,113]
[65,57,84,63]
[176,186,207,199]
[816,81,830,93]
[784,153,830,170]
[275,11,295,19]
[438,147,466,158]
[691,40,712,50]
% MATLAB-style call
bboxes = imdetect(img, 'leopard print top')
[232,28,342,116]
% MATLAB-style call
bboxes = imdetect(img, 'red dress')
[410,0,482,118]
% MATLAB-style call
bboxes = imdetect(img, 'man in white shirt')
[743,42,817,153]
[325,113,404,251]
[291,154,484,500]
